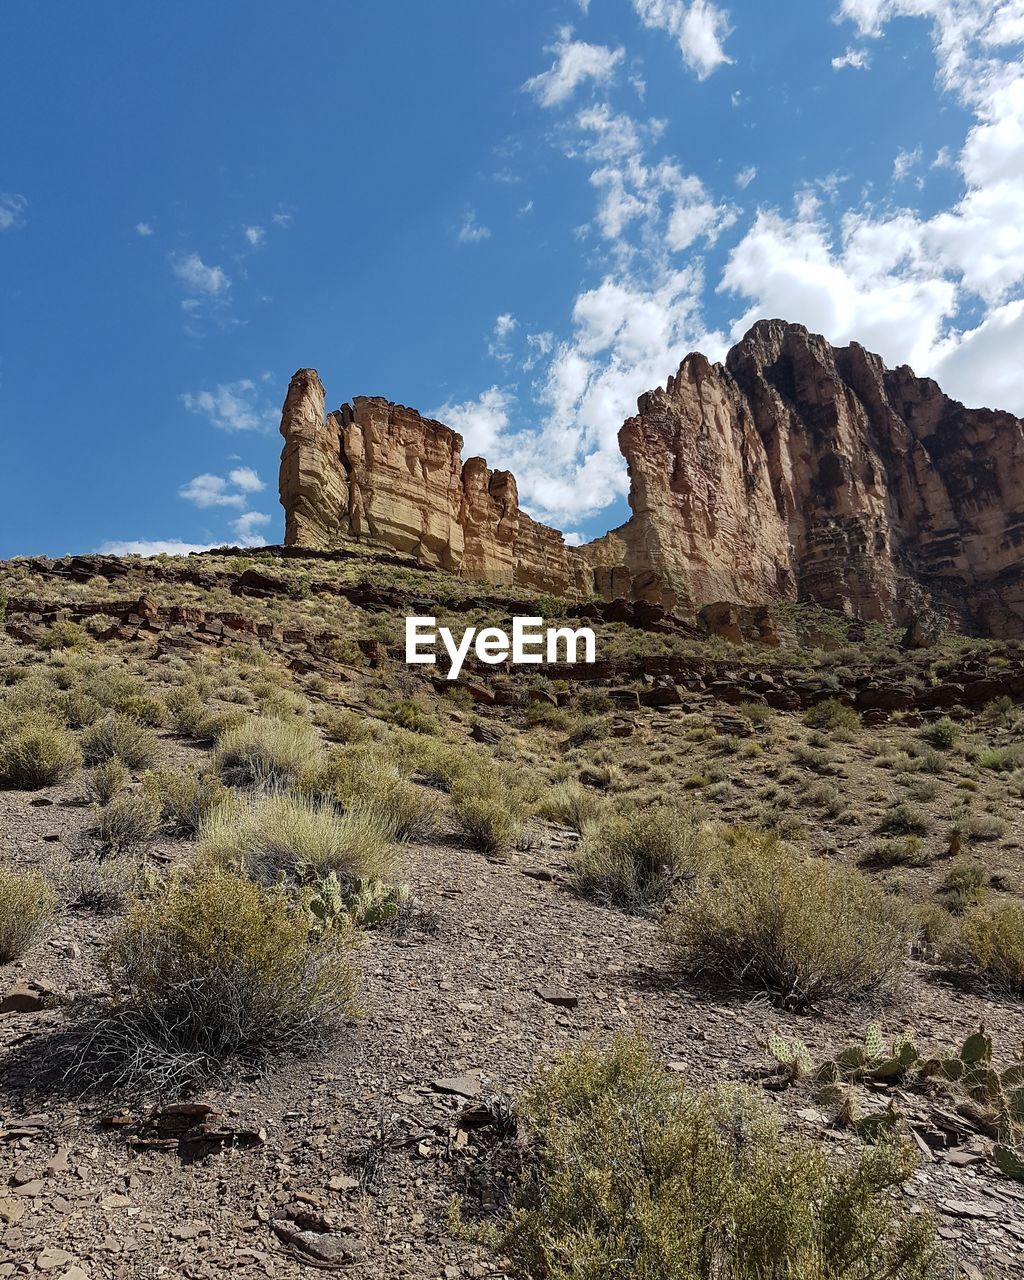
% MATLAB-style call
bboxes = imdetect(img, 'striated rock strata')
[279,320,1024,635]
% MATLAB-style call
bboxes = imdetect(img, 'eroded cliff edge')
[279,319,1024,636]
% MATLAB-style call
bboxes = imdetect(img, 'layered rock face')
[279,373,584,594]
[279,322,1024,635]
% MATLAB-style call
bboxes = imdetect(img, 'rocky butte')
[279,319,1024,637]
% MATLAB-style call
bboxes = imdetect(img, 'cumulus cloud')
[0,193,27,231]
[457,211,491,243]
[488,312,518,361]
[135,221,153,237]
[523,28,625,107]
[631,0,733,79]
[719,3,1024,411]
[243,225,265,246]
[173,252,229,296]
[832,46,871,69]
[181,379,277,431]
[228,466,265,493]
[431,387,514,459]
[179,474,248,509]
[232,510,272,546]
[97,540,215,557]
[892,146,923,180]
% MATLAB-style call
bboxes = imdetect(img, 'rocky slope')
[280,321,1024,635]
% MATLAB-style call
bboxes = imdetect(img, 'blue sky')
[2,0,1022,557]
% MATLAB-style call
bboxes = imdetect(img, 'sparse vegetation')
[502,1034,942,1280]
[0,719,82,788]
[213,715,320,787]
[664,829,912,1009]
[570,804,699,909]
[450,768,524,855]
[82,713,159,770]
[0,867,55,961]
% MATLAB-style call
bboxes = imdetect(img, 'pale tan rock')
[278,321,1024,635]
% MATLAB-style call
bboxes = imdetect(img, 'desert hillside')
[2,545,1024,1277]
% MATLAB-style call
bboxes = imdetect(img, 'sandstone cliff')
[279,373,586,594]
[279,322,1024,635]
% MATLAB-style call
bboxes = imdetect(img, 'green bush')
[169,692,247,742]
[570,805,699,910]
[0,720,82,788]
[143,766,228,836]
[82,713,159,769]
[948,901,1024,995]
[198,791,392,888]
[213,715,320,787]
[803,697,859,733]
[450,769,524,855]
[97,790,162,853]
[920,717,959,750]
[535,779,605,833]
[48,852,145,913]
[664,830,912,1009]
[386,698,438,735]
[41,620,93,651]
[0,867,55,961]
[92,868,356,1087]
[84,757,128,806]
[319,743,439,841]
[939,859,987,915]
[502,1034,943,1280]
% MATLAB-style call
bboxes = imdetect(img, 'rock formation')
[279,373,586,595]
[279,320,1024,635]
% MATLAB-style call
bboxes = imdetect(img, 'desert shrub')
[0,720,82,788]
[60,688,104,728]
[169,692,247,742]
[939,859,987,914]
[502,1034,943,1280]
[566,717,605,748]
[41,620,92,651]
[867,835,930,867]
[450,769,524,855]
[84,756,128,806]
[535,779,605,833]
[410,739,474,792]
[48,852,145,913]
[791,742,841,775]
[257,686,309,719]
[198,791,392,887]
[912,902,954,952]
[570,805,700,910]
[385,698,438,735]
[737,700,773,727]
[664,830,912,1009]
[976,743,1024,772]
[878,800,930,835]
[920,717,959,750]
[88,868,356,1087]
[804,697,859,733]
[319,743,439,841]
[143,766,228,836]
[0,867,55,961]
[97,790,162,853]
[317,707,377,744]
[82,714,158,770]
[573,688,612,716]
[213,715,320,787]
[947,901,1024,995]
[115,693,167,727]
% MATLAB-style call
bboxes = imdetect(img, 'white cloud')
[271,211,293,228]
[181,379,277,431]
[892,146,923,180]
[519,200,535,216]
[179,474,248,509]
[457,210,491,243]
[228,466,265,493]
[735,165,757,188]
[488,312,518,361]
[243,225,265,246]
[0,193,27,231]
[232,511,272,546]
[97,540,215,557]
[431,387,514,459]
[931,297,1024,410]
[135,221,153,237]
[631,0,733,79]
[523,28,625,107]
[832,46,871,69]
[173,252,229,296]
